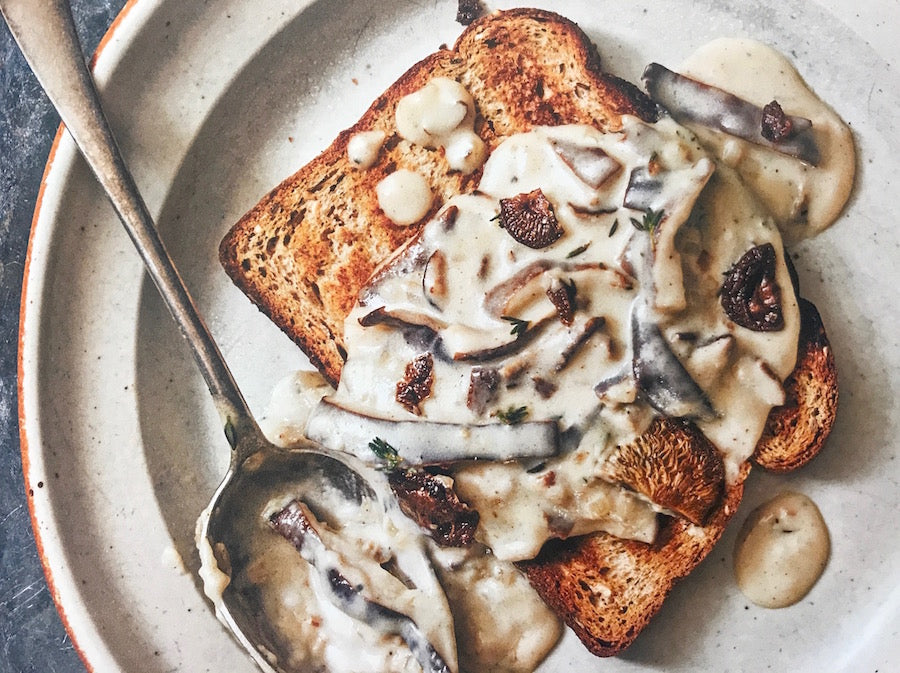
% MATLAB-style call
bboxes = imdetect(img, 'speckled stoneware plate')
[18,0,900,670]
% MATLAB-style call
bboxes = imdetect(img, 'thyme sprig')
[501,315,530,336]
[630,208,665,251]
[369,437,403,470]
[630,207,665,235]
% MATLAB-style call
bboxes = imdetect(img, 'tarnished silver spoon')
[1,1,453,671]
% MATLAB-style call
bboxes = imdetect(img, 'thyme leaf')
[566,242,591,258]
[501,315,530,336]
[608,219,619,237]
[630,208,665,236]
[369,437,403,470]
[495,405,529,425]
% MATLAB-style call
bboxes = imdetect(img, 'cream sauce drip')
[733,491,830,608]
[376,168,434,226]
[678,38,855,244]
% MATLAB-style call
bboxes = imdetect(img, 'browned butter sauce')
[734,492,830,608]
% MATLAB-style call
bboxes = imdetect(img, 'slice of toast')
[219,8,657,387]
[752,298,837,472]
[219,6,838,662]
[516,300,837,656]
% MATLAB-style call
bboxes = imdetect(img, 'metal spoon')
[1,2,452,671]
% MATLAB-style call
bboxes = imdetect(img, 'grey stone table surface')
[0,2,126,672]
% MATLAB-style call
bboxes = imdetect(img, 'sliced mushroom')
[631,300,714,419]
[388,469,479,547]
[551,138,622,189]
[423,250,449,310]
[720,243,784,332]
[642,63,820,165]
[305,397,560,464]
[358,234,430,308]
[358,307,447,358]
[483,261,553,318]
[498,189,564,249]
[270,501,452,673]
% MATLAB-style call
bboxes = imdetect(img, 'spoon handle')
[2,0,257,438]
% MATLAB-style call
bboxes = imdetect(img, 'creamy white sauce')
[733,491,830,608]
[258,370,334,448]
[376,169,434,226]
[348,130,386,169]
[332,118,798,533]
[431,545,563,673]
[679,38,855,244]
[395,77,487,174]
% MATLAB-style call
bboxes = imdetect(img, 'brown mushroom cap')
[600,417,725,525]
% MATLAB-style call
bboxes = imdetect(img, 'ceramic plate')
[19,0,900,670]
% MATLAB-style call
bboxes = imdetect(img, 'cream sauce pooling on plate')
[734,491,830,608]
[678,38,856,243]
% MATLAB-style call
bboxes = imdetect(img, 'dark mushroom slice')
[498,189,564,249]
[720,242,784,332]
[388,468,479,547]
[270,501,451,673]
[599,417,725,525]
[631,301,714,419]
[305,397,560,464]
[546,277,577,326]
[396,353,435,416]
[642,63,820,165]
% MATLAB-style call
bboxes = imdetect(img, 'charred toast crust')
[753,297,837,472]
[516,298,837,656]
[219,9,657,387]
[517,462,749,658]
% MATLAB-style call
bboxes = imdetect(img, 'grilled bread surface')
[219,7,837,659]
[219,8,656,387]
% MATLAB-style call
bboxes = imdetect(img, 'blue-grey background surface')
[1,1,127,671]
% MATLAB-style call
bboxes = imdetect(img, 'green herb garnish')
[608,219,619,237]
[496,405,529,425]
[369,437,403,470]
[630,208,665,251]
[566,242,591,258]
[501,315,530,336]
[630,208,665,236]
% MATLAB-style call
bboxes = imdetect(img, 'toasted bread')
[219,8,657,387]
[219,6,838,662]
[753,298,837,472]
[517,300,837,656]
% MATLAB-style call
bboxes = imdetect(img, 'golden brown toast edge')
[752,297,837,472]
[218,8,657,386]
[516,296,838,656]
